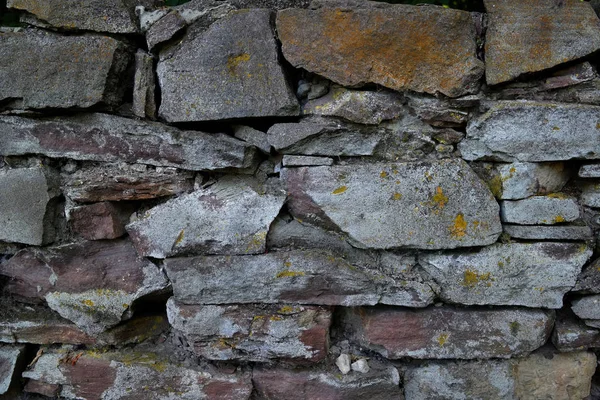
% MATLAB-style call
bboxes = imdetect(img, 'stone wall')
[1,0,600,398]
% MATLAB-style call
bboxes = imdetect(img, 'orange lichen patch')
[437,333,449,347]
[227,53,251,75]
[392,192,402,201]
[450,213,467,238]
[553,215,566,223]
[462,270,493,288]
[431,187,448,209]
[81,299,94,307]
[332,186,347,195]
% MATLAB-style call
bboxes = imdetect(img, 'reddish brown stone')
[69,202,131,240]
[24,380,60,397]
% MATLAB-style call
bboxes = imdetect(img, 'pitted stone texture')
[302,87,406,125]
[420,243,592,309]
[158,9,298,122]
[0,31,131,109]
[341,306,554,359]
[7,0,137,33]
[581,182,600,208]
[500,195,580,225]
[484,0,600,85]
[283,159,501,250]
[552,311,600,351]
[513,350,596,400]
[0,167,55,245]
[0,240,169,335]
[164,249,436,307]
[277,1,483,97]
[167,299,331,363]
[23,349,253,400]
[572,295,600,320]
[403,360,515,400]
[253,364,402,399]
[0,345,24,395]
[474,162,570,200]
[127,177,285,258]
[462,102,600,162]
[503,225,592,241]
[0,114,256,172]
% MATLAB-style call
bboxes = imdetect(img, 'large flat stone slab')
[283,159,501,250]
[461,102,600,161]
[420,243,592,309]
[157,9,298,122]
[484,0,600,85]
[0,31,131,109]
[277,1,483,97]
[341,306,554,359]
[500,195,580,225]
[127,177,285,258]
[0,114,257,172]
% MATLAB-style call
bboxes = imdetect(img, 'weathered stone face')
[69,202,131,240]
[157,9,299,122]
[572,295,600,320]
[574,257,600,294]
[0,114,257,172]
[7,0,138,33]
[0,31,131,109]
[283,159,501,250]
[552,311,600,351]
[132,50,157,119]
[126,177,286,258]
[462,102,600,161]
[0,345,24,395]
[277,1,483,97]
[484,0,600,85]
[341,306,554,359]
[421,243,592,309]
[167,299,331,363]
[581,182,600,208]
[164,249,436,307]
[500,195,580,225]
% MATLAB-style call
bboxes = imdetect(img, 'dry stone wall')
[1,0,600,398]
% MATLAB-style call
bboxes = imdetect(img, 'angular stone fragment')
[405,92,471,128]
[303,87,406,125]
[462,102,600,161]
[420,243,592,309]
[146,11,186,51]
[277,1,483,97]
[7,0,137,33]
[127,177,285,258]
[0,240,169,335]
[167,299,331,363]
[574,257,600,294]
[23,349,253,400]
[500,195,580,225]
[572,295,600,320]
[282,155,333,167]
[552,312,600,352]
[580,164,600,178]
[0,114,257,172]
[233,125,271,153]
[69,202,131,240]
[253,364,402,399]
[0,167,57,245]
[581,182,600,208]
[513,350,596,400]
[0,345,24,395]
[283,159,501,250]
[132,50,157,119]
[0,31,131,109]
[341,306,554,359]
[473,162,570,200]
[158,9,298,122]
[404,360,516,400]
[484,0,600,85]
[503,224,592,241]
[164,249,435,307]
[63,164,194,203]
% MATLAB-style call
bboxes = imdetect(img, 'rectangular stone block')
[500,195,580,225]
[69,202,131,240]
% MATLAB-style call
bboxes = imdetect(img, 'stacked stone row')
[1,0,600,398]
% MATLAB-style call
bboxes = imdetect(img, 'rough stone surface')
[500,195,580,225]
[581,182,600,208]
[302,88,406,125]
[574,257,600,294]
[126,176,285,258]
[132,50,157,119]
[23,349,253,400]
[7,0,137,33]
[0,167,56,245]
[167,299,331,363]
[572,295,600,320]
[277,1,483,97]
[552,311,600,351]
[0,114,257,172]
[484,0,600,85]
[63,164,194,203]
[282,155,333,167]
[405,92,470,128]
[0,345,23,395]
[420,243,592,309]
[252,364,402,399]
[164,249,436,307]
[68,202,130,240]
[336,354,351,375]
[0,240,169,335]
[579,164,600,178]
[283,159,501,250]
[158,9,299,122]
[502,224,593,241]
[461,102,600,161]
[0,31,131,109]
[146,11,186,51]
[341,306,554,359]
[233,125,271,154]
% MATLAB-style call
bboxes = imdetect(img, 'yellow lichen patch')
[552,126,560,131]
[392,192,402,201]
[487,175,503,198]
[547,192,569,199]
[269,315,283,321]
[450,213,467,238]
[462,269,493,288]
[596,122,600,129]
[380,170,388,179]
[246,231,266,252]
[174,230,185,246]
[276,270,306,278]
[278,305,295,314]
[227,53,251,74]
[81,299,94,307]
[431,187,448,209]
[437,333,449,347]
[284,261,292,268]
[553,215,565,223]
[332,186,347,195]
